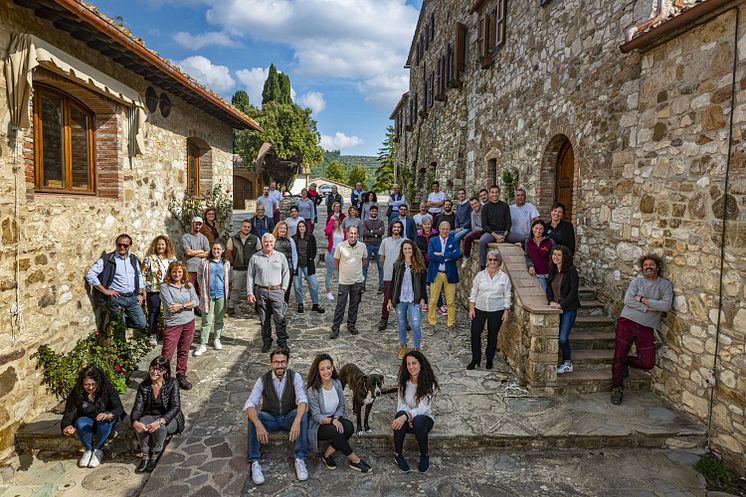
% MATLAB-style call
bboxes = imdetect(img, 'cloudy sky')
[92,0,423,156]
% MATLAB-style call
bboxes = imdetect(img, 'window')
[407,93,417,129]
[495,0,507,49]
[33,86,95,193]
[478,0,507,67]
[488,158,497,186]
[436,55,447,99]
[426,72,434,108]
[451,23,467,86]
[429,14,435,42]
[187,139,200,196]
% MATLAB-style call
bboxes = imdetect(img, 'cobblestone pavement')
[0,225,709,497]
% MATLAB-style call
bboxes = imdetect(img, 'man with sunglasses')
[243,347,309,485]
[86,233,147,334]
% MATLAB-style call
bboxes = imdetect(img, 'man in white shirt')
[426,181,446,216]
[413,201,431,229]
[268,181,283,224]
[506,188,541,244]
[285,206,305,237]
[378,221,405,331]
[243,347,308,485]
[331,226,368,338]
[257,186,278,222]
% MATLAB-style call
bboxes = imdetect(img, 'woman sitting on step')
[61,366,125,469]
[305,354,372,473]
[392,350,438,474]
[131,355,184,473]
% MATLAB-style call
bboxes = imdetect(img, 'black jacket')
[546,265,581,311]
[130,377,185,433]
[546,220,576,255]
[293,234,317,275]
[61,381,125,433]
[389,260,427,306]
[481,201,511,235]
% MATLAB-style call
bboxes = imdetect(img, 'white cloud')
[174,31,239,50]
[176,55,235,93]
[320,132,363,151]
[201,0,418,108]
[297,91,326,116]
[235,66,269,106]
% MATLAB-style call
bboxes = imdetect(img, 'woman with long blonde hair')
[272,221,298,303]
[142,236,177,346]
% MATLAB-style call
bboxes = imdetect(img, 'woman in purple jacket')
[524,220,554,292]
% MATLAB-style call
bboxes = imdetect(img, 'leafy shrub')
[168,184,233,239]
[694,454,733,486]
[32,314,151,397]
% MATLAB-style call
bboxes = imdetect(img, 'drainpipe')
[624,0,668,43]
[707,4,739,453]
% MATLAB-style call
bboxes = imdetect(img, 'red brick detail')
[538,131,578,218]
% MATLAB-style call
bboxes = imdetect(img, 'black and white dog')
[339,363,389,435]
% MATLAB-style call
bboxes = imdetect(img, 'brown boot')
[398,344,407,360]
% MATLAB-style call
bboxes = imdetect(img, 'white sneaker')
[193,344,208,357]
[294,458,309,481]
[326,292,334,301]
[79,449,92,468]
[251,461,265,485]
[426,325,436,337]
[556,362,573,374]
[148,336,158,346]
[213,338,222,350]
[88,449,102,468]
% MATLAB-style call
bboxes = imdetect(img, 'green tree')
[278,72,292,105]
[231,90,252,114]
[374,125,395,192]
[347,164,368,187]
[262,64,281,105]
[326,160,346,183]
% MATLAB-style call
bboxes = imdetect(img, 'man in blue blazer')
[393,204,417,241]
[426,220,461,329]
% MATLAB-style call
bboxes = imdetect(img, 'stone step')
[578,286,597,300]
[570,331,616,350]
[571,349,614,365]
[555,368,651,394]
[577,299,606,317]
[573,315,616,332]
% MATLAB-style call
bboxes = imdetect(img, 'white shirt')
[256,195,276,218]
[469,269,513,312]
[321,386,339,417]
[396,380,433,420]
[509,202,540,238]
[380,236,404,281]
[438,236,447,272]
[427,191,446,214]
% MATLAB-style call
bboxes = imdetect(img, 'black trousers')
[317,417,354,456]
[470,309,504,364]
[284,273,295,304]
[393,410,433,456]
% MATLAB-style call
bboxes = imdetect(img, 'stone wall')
[395,0,746,467]
[0,0,234,457]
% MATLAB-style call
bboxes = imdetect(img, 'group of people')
[73,178,672,476]
[243,347,439,484]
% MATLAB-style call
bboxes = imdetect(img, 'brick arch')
[537,133,578,219]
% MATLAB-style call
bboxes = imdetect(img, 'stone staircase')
[556,286,651,394]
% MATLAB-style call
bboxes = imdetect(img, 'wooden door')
[233,176,254,210]
[555,140,574,220]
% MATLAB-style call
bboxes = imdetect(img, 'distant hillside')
[311,150,380,187]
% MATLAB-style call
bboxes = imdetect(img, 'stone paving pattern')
[2,226,710,496]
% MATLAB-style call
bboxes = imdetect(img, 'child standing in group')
[194,240,230,356]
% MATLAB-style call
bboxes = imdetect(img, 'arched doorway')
[539,134,575,220]
[233,175,254,210]
[555,140,574,220]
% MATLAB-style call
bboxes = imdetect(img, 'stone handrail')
[457,242,561,395]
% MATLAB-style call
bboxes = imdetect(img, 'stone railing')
[457,242,561,395]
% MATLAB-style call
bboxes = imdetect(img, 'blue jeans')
[74,416,117,450]
[558,310,577,362]
[108,294,146,330]
[396,302,422,349]
[451,228,471,242]
[324,251,335,291]
[295,267,319,305]
[536,275,549,293]
[247,409,308,462]
[363,243,383,287]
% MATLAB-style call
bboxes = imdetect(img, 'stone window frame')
[33,84,96,195]
[25,69,121,200]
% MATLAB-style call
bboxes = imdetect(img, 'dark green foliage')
[347,164,369,187]
[311,150,380,188]
[168,184,234,239]
[374,126,395,192]
[278,73,292,105]
[325,160,347,184]
[262,64,281,105]
[694,454,733,486]
[501,167,519,202]
[31,314,151,397]
[231,90,252,114]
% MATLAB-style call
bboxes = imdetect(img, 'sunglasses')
[487,258,499,262]
[117,243,130,248]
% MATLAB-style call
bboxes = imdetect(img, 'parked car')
[318,184,333,196]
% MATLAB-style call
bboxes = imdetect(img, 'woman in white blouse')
[467,249,512,370]
[391,350,439,474]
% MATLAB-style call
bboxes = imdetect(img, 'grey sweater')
[619,276,673,330]
[306,379,346,452]
[159,283,200,326]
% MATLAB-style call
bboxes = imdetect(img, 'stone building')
[392,0,746,468]
[0,0,260,456]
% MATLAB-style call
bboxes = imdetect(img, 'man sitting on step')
[610,254,673,405]
[243,347,309,485]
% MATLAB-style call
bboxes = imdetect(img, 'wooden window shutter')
[430,14,435,41]
[496,0,506,48]
[455,23,467,80]
[478,16,485,58]
[488,9,497,54]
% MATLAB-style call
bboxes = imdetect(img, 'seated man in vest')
[243,347,308,485]
[85,233,146,336]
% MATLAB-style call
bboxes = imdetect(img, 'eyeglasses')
[487,258,499,262]
[149,367,165,374]
[117,243,130,248]
[271,360,288,366]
